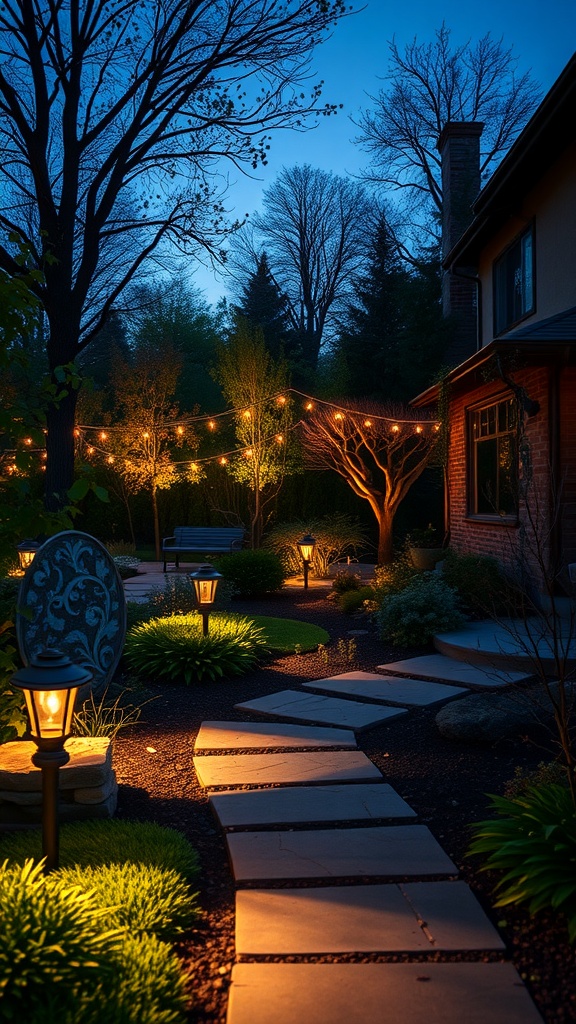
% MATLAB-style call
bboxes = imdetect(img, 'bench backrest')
[173,527,244,546]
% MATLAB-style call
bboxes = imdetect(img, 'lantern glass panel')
[26,686,79,741]
[195,578,217,605]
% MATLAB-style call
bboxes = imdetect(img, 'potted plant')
[406,525,446,571]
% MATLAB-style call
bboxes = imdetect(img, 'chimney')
[437,122,483,364]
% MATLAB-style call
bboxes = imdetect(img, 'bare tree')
[357,24,540,258]
[0,0,350,506]
[301,400,439,563]
[230,165,375,371]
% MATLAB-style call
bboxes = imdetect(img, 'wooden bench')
[162,527,245,571]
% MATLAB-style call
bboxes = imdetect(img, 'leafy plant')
[331,569,362,594]
[97,931,189,1024]
[0,620,27,743]
[370,556,418,608]
[0,819,200,881]
[266,514,367,578]
[338,585,375,614]
[73,687,156,741]
[377,572,465,646]
[503,761,569,800]
[214,549,285,596]
[469,783,576,941]
[337,637,358,663]
[247,616,329,654]
[124,612,267,683]
[0,859,123,1020]
[56,862,199,940]
[406,523,441,548]
[442,550,517,618]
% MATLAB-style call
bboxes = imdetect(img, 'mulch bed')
[112,586,576,1023]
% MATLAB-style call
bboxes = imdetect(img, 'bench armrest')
[162,536,176,546]
[230,538,244,550]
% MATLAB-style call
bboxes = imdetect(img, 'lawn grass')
[248,616,329,654]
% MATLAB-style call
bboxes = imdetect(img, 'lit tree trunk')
[376,511,395,565]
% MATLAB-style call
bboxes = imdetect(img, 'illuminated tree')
[301,400,439,563]
[216,326,300,548]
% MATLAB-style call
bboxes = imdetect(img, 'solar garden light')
[11,649,92,872]
[297,534,316,591]
[16,538,40,575]
[190,564,222,636]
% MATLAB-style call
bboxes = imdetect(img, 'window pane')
[476,438,498,513]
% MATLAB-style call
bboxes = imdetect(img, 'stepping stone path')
[193,658,544,1023]
[380,653,530,689]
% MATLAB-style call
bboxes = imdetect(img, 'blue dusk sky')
[191,1,576,305]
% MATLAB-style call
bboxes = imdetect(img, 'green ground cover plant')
[124,612,267,683]
[469,783,576,942]
[377,572,465,646]
[247,616,329,653]
[214,549,286,596]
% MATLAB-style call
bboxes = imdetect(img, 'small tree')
[216,326,300,548]
[301,400,439,563]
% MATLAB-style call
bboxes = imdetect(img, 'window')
[493,226,534,335]
[469,397,518,518]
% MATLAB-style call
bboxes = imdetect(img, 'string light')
[24,437,32,446]
[242,410,251,420]
[275,434,284,443]
[219,457,228,465]
[277,395,286,405]
[73,428,80,438]
[100,431,108,441]
[207,421,216,431]
[176,426,184,435]
[364,420,372,428]
[87,446,94,455]
[415,425,423,434]
[334,412,343,421]
[391,424,400,433]
[305,402,314,411]
[244,449,253,458]
[107,455,114,464]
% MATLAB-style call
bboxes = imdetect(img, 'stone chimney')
[437,122,483,364]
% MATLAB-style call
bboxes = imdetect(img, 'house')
[413,53,576,594]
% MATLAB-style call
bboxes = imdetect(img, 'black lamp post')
[297,534,316,590]
[11,650,92,872]
[16,539,40,574]
[190,564,222,636]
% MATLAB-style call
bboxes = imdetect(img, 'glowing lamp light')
[11,649,92,872]
[17,539,40,574]
[275,434,284,443]
[364,420,372,428]
[277,395,286,405]
[242,410,251,420]
[434,423,441,432]
[87,446,94,455]
[176,426,184,435]
[190,564,222,636]
[297,534,316,591]
[415,425,423,434]
[208,420,216,431]
[142,431,150,439]
[24,437,33,446]
[391,424,400,433]
[219,457,228,466]
[73,428,80,438]
[99,431,108,441]
[334,412,343,421]
[107,456,114,464]
[305,402,314,411]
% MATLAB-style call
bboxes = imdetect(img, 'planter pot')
[409,546,445,571]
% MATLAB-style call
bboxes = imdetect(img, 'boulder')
[435,688,557,743]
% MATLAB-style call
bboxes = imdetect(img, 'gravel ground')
[112,587,576,1023]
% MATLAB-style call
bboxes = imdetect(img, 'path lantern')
[16,539,39,574]
[11,649,92,871]
[297,534,316,590]
[190,564,222,635]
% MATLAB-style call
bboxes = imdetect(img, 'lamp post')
[11,650,92,872]
[297,534,316,591]
[16,539,40,574]
[190,564,222,636]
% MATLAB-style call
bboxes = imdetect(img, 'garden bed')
[109,587,574,1023]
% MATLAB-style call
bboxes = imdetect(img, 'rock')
[0,738,113,792]
[74,771,117,804]
[435,689,556,743]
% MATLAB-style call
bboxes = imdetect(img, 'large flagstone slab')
[194,721,357,751]
[234,689,407,730]
[235,880,504,954]
[379,653,529,688]
[209,783,416,828]
[303,671,467,706]
[193,751,381,788]
[226,825,456,881]
[226,962,544,1024]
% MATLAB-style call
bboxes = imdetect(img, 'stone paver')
[235,880,505,954]
[226,825,457,881]
[193,751,381,788]
[380,653,529,688]
[226,962,544,1024]
[234,689,407,730]
[194,721,357,751]
[303,671,467,706]
[209,783,416,828]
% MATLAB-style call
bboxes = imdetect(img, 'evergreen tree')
[234,254,294,362]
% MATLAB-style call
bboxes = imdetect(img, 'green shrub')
[0,577,19,622]
[0,620,27,744]
[0,819,200,881]
[377,573,465,646]
[124,612,267,683]
[266,514,368,578]
[56,862,199,940]
[214,549,285,596]
[331,570,362,595]
[0,859,123,1021]
[371,557,418,608]
[503,761,569,799]
[339,586,375,615]
[126,601,154,630]
[96,932,189,1024]
[469,783,576,942]
[442,551,514,618]
[248,616,329,653]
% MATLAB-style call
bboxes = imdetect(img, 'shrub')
[339,586,375,615]
[266,514,367,578]
[56,862,199,940]
[97,932,189,1024]
[331,570,362,594]
[0,620,27,744]
[147,572,235,617]
[113,555,141,580]
[442,551,515,618]
[0,859,123,1021]
[124,612,267,683]
[126,600,154,630]
[214,549,285,596]
[503,761,569,799]
[0,577,19,622]
[377,573,465,646]
[0,819,200,881]
[370,557,418,608]
[469,783,576,942]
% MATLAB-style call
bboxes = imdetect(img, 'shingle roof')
[504,306,576,342]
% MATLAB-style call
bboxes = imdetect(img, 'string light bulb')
[208,420,216,431]
[364,420,372,428]
[277,395,286,405]
[242,410,251,420]
[107,455,114,464]
[142,431,150,439]
[176,426,184,435]
[434,423,441,432]
[334,412,343,421]
[305,402,313,411]
[24,437,32,446]
[100,431,107,441]
[275,434,284,443]
[219,457,228,465]
[391,424,400,433]
[415,425,423,434]
[87,446,94,455]
[73,428,80,438]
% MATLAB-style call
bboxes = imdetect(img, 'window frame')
[492,223,536,336]
[466,391,519,525]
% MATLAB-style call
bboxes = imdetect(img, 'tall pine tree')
[234,253,296,363]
